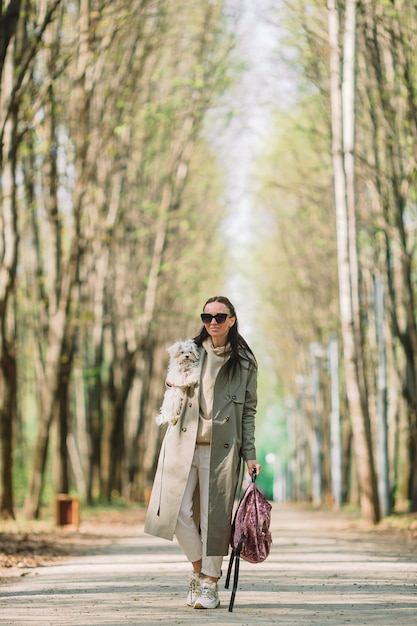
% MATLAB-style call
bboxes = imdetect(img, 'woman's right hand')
[246,460,261,476]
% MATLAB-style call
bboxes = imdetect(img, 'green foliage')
[253,100,338,401]
[1,0,242,514]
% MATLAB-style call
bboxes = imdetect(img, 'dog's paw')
[155,413,167,426]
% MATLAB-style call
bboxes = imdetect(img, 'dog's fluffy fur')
[156,339,200,426]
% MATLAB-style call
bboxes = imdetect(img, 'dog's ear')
[188,340,199,358]
[184,339,196,352]
[167,341,181,358]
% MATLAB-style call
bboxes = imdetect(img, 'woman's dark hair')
[193,296,256,374]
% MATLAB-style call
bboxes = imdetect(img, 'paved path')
[0,504,416,625]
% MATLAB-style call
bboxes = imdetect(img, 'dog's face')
[167,340,199,365]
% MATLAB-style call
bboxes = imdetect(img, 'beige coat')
[144,344,257,555]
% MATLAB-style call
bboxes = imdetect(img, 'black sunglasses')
[201,312,229,324]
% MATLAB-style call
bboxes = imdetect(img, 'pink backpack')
[225,471,272,611]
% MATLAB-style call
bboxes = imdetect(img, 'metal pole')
[373,274,390,516]
[310,344,322,506]
[295,375,306,501]
[328,334,342,508]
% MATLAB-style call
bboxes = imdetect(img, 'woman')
[144,296,261,610]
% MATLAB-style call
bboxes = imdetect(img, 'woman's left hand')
[246,460,261,476]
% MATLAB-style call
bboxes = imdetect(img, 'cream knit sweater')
[196,338,231,444]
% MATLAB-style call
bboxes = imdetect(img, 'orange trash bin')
[55,494,80,527]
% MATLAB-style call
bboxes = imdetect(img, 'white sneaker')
[186,572,201,607]
[193,579,220,609]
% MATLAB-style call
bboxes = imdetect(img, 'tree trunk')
[23,237,81,518]
[0,29,19,519]
[359,0,417,513]
[107,348,137,499]
[327,0,379,523]
[0,318,17,520]
[56,329,77,494]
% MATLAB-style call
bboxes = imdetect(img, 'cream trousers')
[175,445,223,579]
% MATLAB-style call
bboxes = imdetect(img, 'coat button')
[232,395,237,400]
[224,443,229,449]
[225,416,230,421]
[182,427,187,432]
[188,403,192,407]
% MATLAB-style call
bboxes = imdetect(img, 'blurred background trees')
[253,0,417,521]
[1,0,228,518]
[0,0,416,524]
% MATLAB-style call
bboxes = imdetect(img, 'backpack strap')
[225,469,257,612]
[225,534,245,612]
[225,550,234,589]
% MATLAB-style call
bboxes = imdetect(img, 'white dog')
[156,339,200,426]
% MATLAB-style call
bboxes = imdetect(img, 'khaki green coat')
[144,344,257,556]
